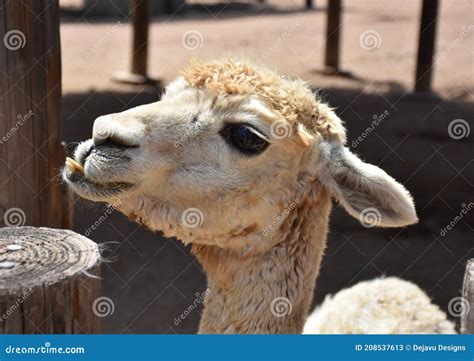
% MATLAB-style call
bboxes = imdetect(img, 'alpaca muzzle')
[92,114,144,149]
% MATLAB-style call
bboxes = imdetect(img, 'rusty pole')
[131,0,149,77]
[324,0,342,74]
[414,0,439,93]
[114,0,158,85]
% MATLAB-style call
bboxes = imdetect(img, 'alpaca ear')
[317,142,418,227]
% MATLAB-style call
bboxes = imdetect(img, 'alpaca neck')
[193,190,331,334]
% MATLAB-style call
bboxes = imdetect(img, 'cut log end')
[0,227,101,334]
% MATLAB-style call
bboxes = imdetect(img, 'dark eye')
[220,124,269,155]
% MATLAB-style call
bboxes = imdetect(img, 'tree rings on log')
[0,227,101,333]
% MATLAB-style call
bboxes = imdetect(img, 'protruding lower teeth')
[65,157,84,173]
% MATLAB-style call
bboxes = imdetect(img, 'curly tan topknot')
[182,57,346,143]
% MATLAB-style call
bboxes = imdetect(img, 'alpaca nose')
[92,115,141,148]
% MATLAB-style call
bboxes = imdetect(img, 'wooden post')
[461,259,474,334]
[0,227,101,334]
[324,0,342,74]
[414,0,439,93]
[0,0,70,229]
[114,0,159,85]
[131,0,149,77]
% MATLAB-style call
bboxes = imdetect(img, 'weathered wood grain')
[0,0,70,228]
[0,227,101,334]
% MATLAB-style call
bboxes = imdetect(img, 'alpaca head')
[64,58,417,251]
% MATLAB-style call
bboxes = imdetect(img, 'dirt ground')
[60,0,473,333]
[61,0,472,99]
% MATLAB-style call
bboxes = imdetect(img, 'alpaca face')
[64,60,418,250]
[64,77,317,248]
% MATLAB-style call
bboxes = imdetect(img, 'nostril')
[94,136,139,149]
[87,139,138,160]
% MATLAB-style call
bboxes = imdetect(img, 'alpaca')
[63,57,449,334]
[304,277,455,334]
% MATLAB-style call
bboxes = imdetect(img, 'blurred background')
[56,0,473,333]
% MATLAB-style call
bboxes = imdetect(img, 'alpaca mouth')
[63,143,134,200]
[63,160,133,200]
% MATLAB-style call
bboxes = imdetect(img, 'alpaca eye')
[220,124,269,155]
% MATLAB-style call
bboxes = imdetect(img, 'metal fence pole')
[414,0,439,93]
[324,0,342,74]
[114,0,159,85]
